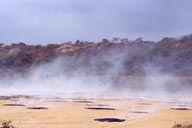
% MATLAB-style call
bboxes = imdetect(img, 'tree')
[102,39,110,43]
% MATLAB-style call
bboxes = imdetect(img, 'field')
[0,95,192,128]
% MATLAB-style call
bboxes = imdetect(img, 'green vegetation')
[0,34,192,76]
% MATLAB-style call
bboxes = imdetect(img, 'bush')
[0,121,15,128]
[172,124,182,128]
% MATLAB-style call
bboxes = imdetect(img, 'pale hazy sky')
[0,0,192,44]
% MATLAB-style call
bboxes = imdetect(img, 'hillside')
[0,34,192,76]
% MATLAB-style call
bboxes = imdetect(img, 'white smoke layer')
[0,56,191,102]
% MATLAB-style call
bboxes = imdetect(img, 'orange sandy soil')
[0,97,192,128]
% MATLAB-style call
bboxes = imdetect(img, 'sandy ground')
[0,96,192,128]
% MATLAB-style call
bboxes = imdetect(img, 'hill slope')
[0,34,192,76]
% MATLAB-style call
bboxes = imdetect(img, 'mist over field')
[0,39,192,102]
[0,0,192,102]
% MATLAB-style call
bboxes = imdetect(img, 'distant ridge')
[0,34,192,76]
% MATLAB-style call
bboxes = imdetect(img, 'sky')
[0,0,192,44]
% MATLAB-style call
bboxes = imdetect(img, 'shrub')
[172,123,182,128]
[0,121,15,128]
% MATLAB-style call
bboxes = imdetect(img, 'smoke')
[0,53,192,102]
[0,57,110,97]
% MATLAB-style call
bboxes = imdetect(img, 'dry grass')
[172,123,192,128]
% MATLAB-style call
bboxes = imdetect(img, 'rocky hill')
[0,34,192,76]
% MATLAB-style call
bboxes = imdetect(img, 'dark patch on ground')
[94,118,125,122]
[86,107,116,110]
[73,100,94,103]
[27,107,48,110]
[130,111,149,114]
[170,108,191,110]
[86,104,110,107]
[3,104,25,106]
[138,103,151,105]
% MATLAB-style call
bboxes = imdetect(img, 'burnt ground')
[86,107,116,110]
[94,118,125,122]
[27,107,48,110]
